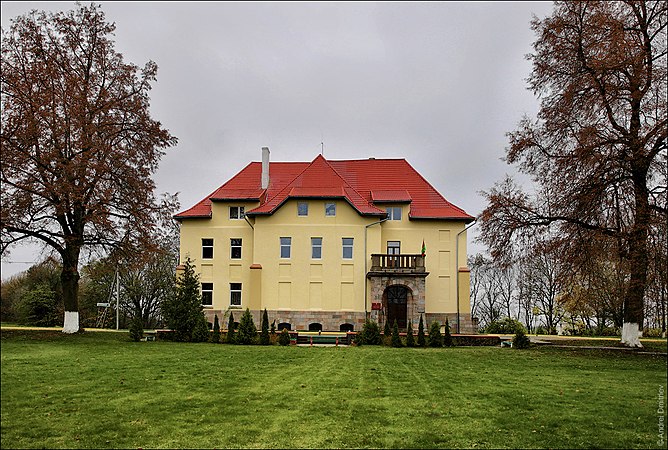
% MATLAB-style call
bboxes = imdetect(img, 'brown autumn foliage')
[479,1,667,338]
[0,4,177,328]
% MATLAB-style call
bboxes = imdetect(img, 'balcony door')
[387,241,400,268]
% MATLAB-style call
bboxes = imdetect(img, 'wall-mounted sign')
[371,302,382,310]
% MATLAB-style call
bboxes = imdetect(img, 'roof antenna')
[320,130,324,156]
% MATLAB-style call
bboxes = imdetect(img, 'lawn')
[1,330,666,449]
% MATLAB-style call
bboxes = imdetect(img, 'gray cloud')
[1,1,554,279]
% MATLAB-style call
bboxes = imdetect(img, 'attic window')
[325,203,336,216]
[386,207,402,220]
[230,206,245,220]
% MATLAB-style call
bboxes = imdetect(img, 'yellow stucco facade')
[179,198,473,332]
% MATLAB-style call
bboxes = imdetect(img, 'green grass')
[1,330,666,449]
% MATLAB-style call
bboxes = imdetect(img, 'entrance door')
[385,285,408,329]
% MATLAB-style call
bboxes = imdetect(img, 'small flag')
[421,239,426,257]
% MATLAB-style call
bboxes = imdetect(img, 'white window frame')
[325,202,336,216]
[311,237,322,259]
[230,238,242,259]
[201,282,213,306]
[298,202,309,216]
[202,238,214,259]
[280,237,292,259]
[229,206,245,220]
[342,237,354,259]
[230,283,242,307]
[386,207,402,221]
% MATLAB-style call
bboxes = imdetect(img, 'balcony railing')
[370,254,426,273]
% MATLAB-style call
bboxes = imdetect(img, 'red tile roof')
[174,155,473,221]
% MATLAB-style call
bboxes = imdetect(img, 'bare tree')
[1,4,177,332]
[479,1,667,346]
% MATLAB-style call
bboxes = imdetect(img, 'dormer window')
[386,207,402,220]
[230,206,245,220]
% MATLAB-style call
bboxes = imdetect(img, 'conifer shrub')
[443,318,454,347]
[278,327,291,346]
[260,308,270,345]
[237,308,257,345]
[270,319,276,335]
[428,321,442,347]
[417,314,426,347]
[226,311,236,344]
[211,314,221,343]
[406,321,415,347]
[384,319,391,337]
[391,319,403,348]
[161,257,203,342]
[129,313,143,342]
[513,328,531,349]
[192,313,210,343]
[357,319,381,345]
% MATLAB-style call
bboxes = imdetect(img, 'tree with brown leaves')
[1,4,177,333]
[479,1,666,347]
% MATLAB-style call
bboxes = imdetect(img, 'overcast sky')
[1,1,554,280]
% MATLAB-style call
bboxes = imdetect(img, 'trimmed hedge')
[452,335,501,346]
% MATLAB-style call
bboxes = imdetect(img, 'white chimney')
[261,147,270,189]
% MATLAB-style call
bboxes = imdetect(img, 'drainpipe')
[364,216,389,318]
[455,220,476,333]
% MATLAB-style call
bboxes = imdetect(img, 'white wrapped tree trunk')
[62,311,80,334]
[620,322,642,348]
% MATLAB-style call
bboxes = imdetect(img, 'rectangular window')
[280,237,291,259]
[325,202,336,216]
[342,238,354,259]
[202,238,213,259]
[311,237,322,259]
[386,207,402,221]
[230,238,242,259]
[298,202,309,216]
[201,282,213,306]
[229,206,245,220]
[388,241,401,268]
[230,283,242,307]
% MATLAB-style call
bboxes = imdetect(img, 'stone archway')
[369,274,427,330]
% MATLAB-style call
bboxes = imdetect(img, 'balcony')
[369,254,426,274]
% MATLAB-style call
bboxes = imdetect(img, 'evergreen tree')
[443,318,454,347]
[384,318,391,337]
[161,257,202,342]
[513,328,531,349]
[428,321,442,347]
[260,308,270,345]
[417,314,426,347]
[226,311,236,344]
[358,319,381,345]
[191,313,210,343]
[237,308,257,345]
[278,327,291,346]
[211,314,221,343]
[270,319,276,335]
[391,319,403,348]
[406,321,415,347]
[129,309,143,342]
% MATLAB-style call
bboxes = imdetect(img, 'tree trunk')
[621,168,650,347]
[61,247,81,334]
